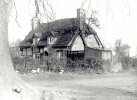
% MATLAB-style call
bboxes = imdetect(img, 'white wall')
[71,35,84,51]
[84,34,99,48]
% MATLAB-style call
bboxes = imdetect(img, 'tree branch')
[13,0,21,27]
[81,0,87,9]
[86,0,91,14]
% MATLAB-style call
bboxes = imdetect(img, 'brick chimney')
[31,17,40,30]
[31,0,40,30]
[77,8,86,30]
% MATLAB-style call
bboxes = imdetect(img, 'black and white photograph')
[0,0,137,99]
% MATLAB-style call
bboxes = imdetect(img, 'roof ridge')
[41,17,77,25]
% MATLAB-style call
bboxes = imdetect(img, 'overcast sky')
[8,0,137,56]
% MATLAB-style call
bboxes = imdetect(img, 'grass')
[20,68,137,83]
[19,69,137,100]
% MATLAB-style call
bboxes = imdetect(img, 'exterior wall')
[32,47,40,59]
[32,47,45,59]
[27,48,33,56]
[67,50,84,60]
[33,53,40,59]
[20,48,32,56]
[33,47,39,53]
[85,47,102,60]
[44,49,67,71]
[19,47,44,59]
[71,35,84,51]
[85,47,112,72]
[84,34,99,48]
[102,51,112,60]
[22,48,27,56]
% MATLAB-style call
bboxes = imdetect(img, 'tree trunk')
[0,0,16,97]
[0,1,41,100]
[0,1,67,100]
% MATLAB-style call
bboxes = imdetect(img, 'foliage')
[12,56,44,73]
[87,10,100,28]
[114,39,131,69]
[34,0,56,22]
[131,58,137,67]
[66,58,103,74]
[12,56,104,74]
[114,39,130,57]
[44,56,65,72]
[121,56,132,69]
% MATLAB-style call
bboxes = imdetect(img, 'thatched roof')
[19,41,31,47]
[52,31,76,48]
[24,18,78,42]
[19,18,96,48]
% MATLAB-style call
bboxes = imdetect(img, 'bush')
[12,56,46,73]
[121,56,132,69]
[132,58,137,67]
[66,58,103,74]
[12,56,104,74]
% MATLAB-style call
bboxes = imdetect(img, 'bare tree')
[81,0,131,28]
[81,0,100,28]
[86,10,100,28]
[34,0,56,22]
[0,0,21,99]
[0,0,60,100]
[114,39,130,58]
[114,39,131,69]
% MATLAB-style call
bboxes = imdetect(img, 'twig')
[13,0,21,27]
[81,0,87,9]
[86,0,91,14]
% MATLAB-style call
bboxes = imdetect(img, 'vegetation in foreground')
[11,55,137,75]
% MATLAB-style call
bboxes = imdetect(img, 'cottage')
[19,8,112,71]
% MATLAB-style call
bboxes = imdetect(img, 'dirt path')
[22,72,137,100]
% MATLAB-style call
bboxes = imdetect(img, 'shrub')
[131,58,137,67]
[12,56,104,74]
[121,56,132,69]
[12,56,46,73]
[66,57,103,74]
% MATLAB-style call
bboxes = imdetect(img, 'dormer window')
[47,31,58,45]
[47,36,57,44]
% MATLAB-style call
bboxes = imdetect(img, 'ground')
[21,71,137,100]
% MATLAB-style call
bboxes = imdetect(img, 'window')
[47,37,57,44]
[33,53,40,59]
[20,48,23,51]
[47,37,51,44]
